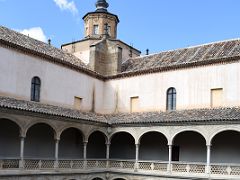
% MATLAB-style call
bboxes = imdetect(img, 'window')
[211,88,223,108]
[93,25,99,35]
[31,77,41,102]
[130,96,139,113]
[74,96,82,110]
[107,25,111,35]
[167,88,176,111]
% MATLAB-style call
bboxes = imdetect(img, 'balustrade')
[0,159,239,178]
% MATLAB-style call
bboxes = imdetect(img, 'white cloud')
[19,27,47,43]
[53,0,78,15]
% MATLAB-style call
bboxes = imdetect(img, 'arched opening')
[0,119,20,158]
[25,123,55,158]
[31,76,41,102]
[113,179,126,180]
[139,132,168,161]
[92,178,104,180]
[211,130,240,163]
[59,128,83,159]
[167,87,176,111]
[173,131,206,162]
[110,132,135,159]
[87,131,106,159]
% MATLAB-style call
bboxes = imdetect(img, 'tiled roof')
[122,39,240,73]
[0,96,107,124]
[0,96,239,125]
[0,26,103,79]
[108,107,240,125]
[1,26,240,79]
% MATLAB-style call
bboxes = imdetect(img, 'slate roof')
[122,39,240,74]
[0,26,103,79]
[0,96,239,125]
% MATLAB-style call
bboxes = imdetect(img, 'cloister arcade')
[0,115,240,179]
[1,117,240,165]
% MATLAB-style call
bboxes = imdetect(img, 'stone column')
[83,141,88,160]
[106,143,111,169]
[54,139,60,168]
[19,136,25,168]
[206,144,211,174]
[135,144,140,171]
[55,139,60,160]
[106,143,111,159]
[168,144,172,172]
[83,141,88,169]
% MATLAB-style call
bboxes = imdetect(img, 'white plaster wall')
[103,62,240,113]
[0,47,104,112]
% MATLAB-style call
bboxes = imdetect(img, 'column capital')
[83,141,88,145]
[19,135,26,139]
[206,144,212,147]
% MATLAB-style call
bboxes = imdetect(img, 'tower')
[61,0,141,75]
[82,0,119,39]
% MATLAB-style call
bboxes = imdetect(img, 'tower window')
[167,88,176,111]
[31,77,41,102]
[93,25,99,35]
[107,25,111,35]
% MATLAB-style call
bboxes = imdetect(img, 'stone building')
[0,0,240,179]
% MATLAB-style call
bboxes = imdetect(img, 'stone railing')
[0,159,240,178]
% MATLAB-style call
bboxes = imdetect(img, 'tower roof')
[95,0,109,12]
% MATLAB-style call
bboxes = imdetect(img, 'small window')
[211,88,223,108]
[167,88,176,111]
[130,96,139,113]
[93,25,99,35]
[31,77,41,102]
[74,96,82,110]
[107,25,111,35]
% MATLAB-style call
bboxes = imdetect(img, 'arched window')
[167,87,176,111]
[31,77,41,102]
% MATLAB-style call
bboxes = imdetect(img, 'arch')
[137,130,169,144]
[109,130,136,144]
[25,123,56,158]
[31,76,41,102]
[58,126,86,142]
[210,128,240,145]
[92,178,104,180]
[0,117,23,136]
[110,131,135,160]
[59,127,84,159]
[171,129,207,145]
[211,130,240,163]
[172,131,206,162]
[111,178,127,180]
[166,87,176,111]
[0,118,22,158]
[86,129,108,143]
[24,121,57,138]
[87,131,107,159]
[139,131,168,161]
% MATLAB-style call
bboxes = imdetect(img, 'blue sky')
[0,0,240,54]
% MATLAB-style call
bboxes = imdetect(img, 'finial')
[146,49,149,55]
[95,0,109,12]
